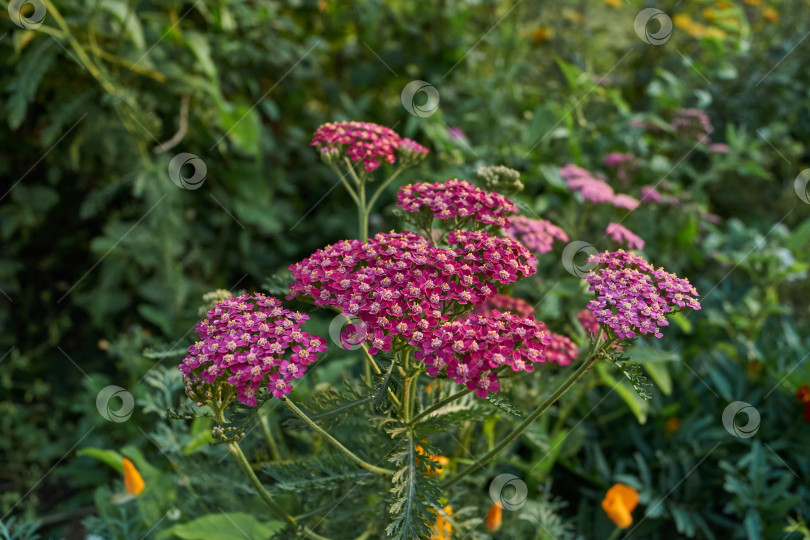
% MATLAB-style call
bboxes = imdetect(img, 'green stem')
[366,167,404,211]
[606,527,623,540]
[441,332,613,489]
[227,442,331,540]
[227,442,297,528]
[331,166,361,207]
[409,388,471,425]
[283,398,394,476]
[258,402,282,462]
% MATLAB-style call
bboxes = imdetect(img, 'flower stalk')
[283,397,394,477]
[441,329,612,489]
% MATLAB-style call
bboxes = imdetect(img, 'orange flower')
[602,483,639,529]
[430,505,453,540]
[484,502,503,531]
[122,458,145,496]
[796,383,810,404]
[762,7,779,21]
[666,417,681,434]
[716,1,732,7]
[604,0,621,7]
[416,445,449,476]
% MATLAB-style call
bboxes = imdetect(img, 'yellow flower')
[673,13,695,30]
[430,505,453,540]
[762,7,779,21]
[484,502,503,531]
[744,0,761,5]
[605,0,621,7]
[602,483,639,529]
[703,26,727,39]
[716,0,732,7]
[666,417,681,434]
[703,8,716,19]
[122,458,145,496]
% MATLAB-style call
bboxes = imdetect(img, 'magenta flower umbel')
[397,179,517,227]
[605,222,645,250]
[505,216,569,258]
[311,121,402,172]
[413,312,552,397]
[180,293,327,406]
[288,229,536,355]
[583,250,701,340]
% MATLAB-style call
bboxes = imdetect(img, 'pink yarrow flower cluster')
[180,293,327,406]
[397,179,517,227]
[413,312,551,397]
[538,323,579,366]
[472,294,536,319]
[560,164,639,209]
[671,108,712,142]
[288,230,536,355]
[505,216,569,257]
[561,164,615,203]
[311,121,402,172]
[605,223,645,250]
[584,250,701,340]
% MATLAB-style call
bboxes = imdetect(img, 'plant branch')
[283,398,394,477]
[441,331,613,489]
[409,388,472,425]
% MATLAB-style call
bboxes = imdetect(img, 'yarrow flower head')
[561,164,615,203]
[413,312,551,397]
[288,230,536,354]
[505,216,568,259]
[472,294,535,319]
[671,108,712,142]
[640,185,662,203]
[180,293,327,406]
[538,323,579,366]
[583,250,701,340]
[605,223,645,249]
[398,137,430,166]
[311,121,402,172]
[611,193,640,210]
[397,179,517,227]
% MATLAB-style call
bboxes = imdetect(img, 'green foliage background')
[1,0,809,538]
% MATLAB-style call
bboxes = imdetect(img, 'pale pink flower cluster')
[605,223,645,249]
[584,251,701,340]
[397,179,517,227]
[180,293,327,406]
[560,164,639,209]
[505,216,569,258]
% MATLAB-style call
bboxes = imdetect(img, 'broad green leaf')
[644,361,673,395]
[156,513,284,540]
[185,31,217,78]
[100,0,145,50]
[76,447,125,471]
[217,101,262,155]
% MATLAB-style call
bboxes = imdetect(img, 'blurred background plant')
[1,0,808,538]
